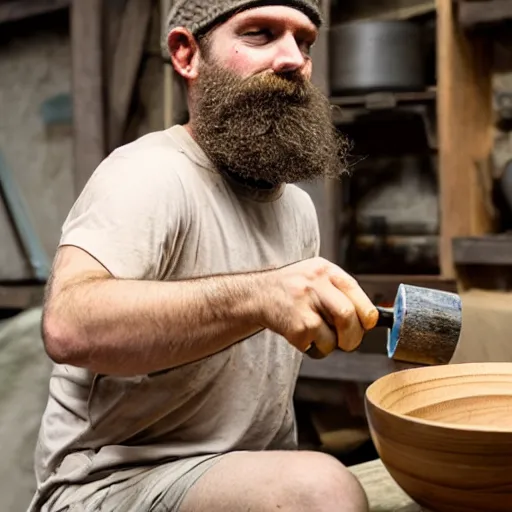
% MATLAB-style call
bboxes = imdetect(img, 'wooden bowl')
[365,362,512,512]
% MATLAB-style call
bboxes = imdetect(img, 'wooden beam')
[71,0,106,195]
[436,0,495,279]
[107,0,153,152]
[458,0,512,30]
[0,0,69,25]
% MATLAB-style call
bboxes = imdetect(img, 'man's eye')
[301,41,314,55]
[244,29,272,40]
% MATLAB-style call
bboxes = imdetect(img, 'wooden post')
[436,0,495,279]
[107,0,153,152]
[71,0,106,196]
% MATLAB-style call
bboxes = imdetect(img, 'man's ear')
[168,28,200,81]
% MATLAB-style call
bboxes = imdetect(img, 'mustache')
[238,70,309,100]
[197,67,311,107]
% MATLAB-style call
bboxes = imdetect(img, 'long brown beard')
[191,62,351,186]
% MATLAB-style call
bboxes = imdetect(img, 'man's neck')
[223,169,276,191]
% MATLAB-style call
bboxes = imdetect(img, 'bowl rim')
[365,362,512,434]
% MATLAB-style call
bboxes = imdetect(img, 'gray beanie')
[166,0,323,37]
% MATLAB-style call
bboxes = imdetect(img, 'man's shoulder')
[284,184,318,216]
[110,128,191,169]
[90,128,205,190]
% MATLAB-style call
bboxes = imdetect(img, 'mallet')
[307,284,462,366]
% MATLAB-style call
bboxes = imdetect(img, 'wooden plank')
[436,0,495,279]
[299,350,418,383]
[107,0,153,152]
[350,459,420,512]
[0,0,69,25]
[71,0,106,195]
[331,88,437,109]
[458,0,512,30]
[452,234,512,265]
[0,285,44,309]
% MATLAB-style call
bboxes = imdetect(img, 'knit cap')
[166,0,323,37]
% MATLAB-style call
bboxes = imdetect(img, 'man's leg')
[179,450,369,512]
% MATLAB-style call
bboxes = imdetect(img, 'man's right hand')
[258,258,379,358]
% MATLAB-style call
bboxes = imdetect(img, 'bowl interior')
[366,362,512,431]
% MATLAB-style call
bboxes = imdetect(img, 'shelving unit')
[309,0,495,289]
[296,0,499,389]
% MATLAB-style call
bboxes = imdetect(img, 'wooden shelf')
[299,350,418,384]
[457,0,512,31]
[453,234,512,266]
[331,88,437,110]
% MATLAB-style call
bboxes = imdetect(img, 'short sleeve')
[60,153,188,280]
[297,188,321,259]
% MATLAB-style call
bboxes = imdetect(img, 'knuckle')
[289,279,313,300]
[335,304,356,327]
[308,257,331,277]
[301,315,323,333]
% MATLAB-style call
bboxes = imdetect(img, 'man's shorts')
[41,454,226,512]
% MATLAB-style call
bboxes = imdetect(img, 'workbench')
[350,459,423,512]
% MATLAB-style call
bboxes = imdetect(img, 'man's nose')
[272,34,306,74]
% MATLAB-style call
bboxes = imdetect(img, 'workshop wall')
[0,13,74,281]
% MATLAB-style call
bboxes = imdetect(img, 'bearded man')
[28,1,380,511]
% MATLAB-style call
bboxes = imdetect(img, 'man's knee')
[278,452,369,512]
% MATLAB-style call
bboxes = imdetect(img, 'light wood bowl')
[365,362,512,512]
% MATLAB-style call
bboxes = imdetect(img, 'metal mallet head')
[378,284,462,366]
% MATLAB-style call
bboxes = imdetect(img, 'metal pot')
[329,21,426,95]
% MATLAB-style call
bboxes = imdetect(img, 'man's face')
[199,5,316,80]
[186,6,350,186]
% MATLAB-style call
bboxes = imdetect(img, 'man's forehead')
[226,5,318,32]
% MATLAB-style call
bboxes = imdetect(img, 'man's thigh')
[179,450,369,512]
[45,454,225,512]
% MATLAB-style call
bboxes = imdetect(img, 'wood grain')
[350,459,421,512]
[436,0,495,279]
[366,363,512,512]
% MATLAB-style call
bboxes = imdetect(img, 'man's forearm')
[43,272,267,376]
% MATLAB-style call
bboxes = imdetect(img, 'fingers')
[327,266,379,331]
[315,283,365,352]
[308,317,338,357]
[297,312,338,358]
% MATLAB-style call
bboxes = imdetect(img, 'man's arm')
[43,246,379,377]
[43,245,268,376]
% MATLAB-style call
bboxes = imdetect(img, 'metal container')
[329,21,426,95]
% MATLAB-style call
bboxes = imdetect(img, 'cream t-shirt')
[32,126,320,503]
